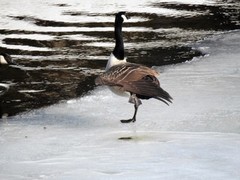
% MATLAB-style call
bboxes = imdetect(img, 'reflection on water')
[0,0,239,117]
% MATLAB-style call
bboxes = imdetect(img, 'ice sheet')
[0,31,240,179]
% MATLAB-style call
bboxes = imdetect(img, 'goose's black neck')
[113,17,124,60]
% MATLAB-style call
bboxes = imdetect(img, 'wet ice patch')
[18,90,45,93]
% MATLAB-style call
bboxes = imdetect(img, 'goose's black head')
[0,53,15,65]
[115,12,129,25]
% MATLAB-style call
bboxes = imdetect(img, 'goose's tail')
[154,87,173,106]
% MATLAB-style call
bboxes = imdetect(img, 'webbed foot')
[120,118,136,123]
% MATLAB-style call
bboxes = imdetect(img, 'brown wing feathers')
[95,63,172,104]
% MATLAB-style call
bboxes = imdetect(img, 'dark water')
[0,0,239,117]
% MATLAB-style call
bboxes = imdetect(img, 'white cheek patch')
[121,14,128,22]
[0,55,8,64]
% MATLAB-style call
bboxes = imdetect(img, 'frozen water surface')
[0,29,240,179]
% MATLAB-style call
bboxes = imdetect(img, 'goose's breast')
[108,86,129,97]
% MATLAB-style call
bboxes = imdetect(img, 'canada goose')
[0,83,9,97]
[0,53,15,65]
[95,12,172,123]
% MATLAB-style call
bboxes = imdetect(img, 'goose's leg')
[121,94,141,123]
[131,104,138,123]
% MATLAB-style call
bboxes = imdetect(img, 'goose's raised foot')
[120,118,136,123]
